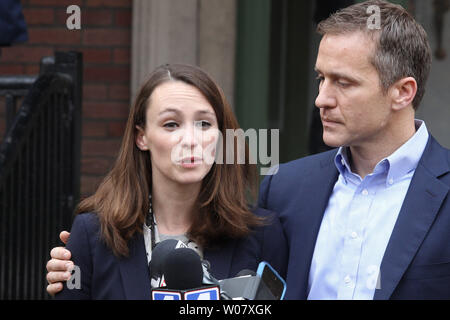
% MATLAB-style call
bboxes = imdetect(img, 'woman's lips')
[179,157,203,168]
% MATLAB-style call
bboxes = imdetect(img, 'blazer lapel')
[203,239,237,280]
[118,234,152,300]
[374,137,450,300]
[289,152,339,299]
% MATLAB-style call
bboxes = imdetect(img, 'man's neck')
[349,119,417,179]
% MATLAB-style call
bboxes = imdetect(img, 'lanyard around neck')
[145,194,157,251]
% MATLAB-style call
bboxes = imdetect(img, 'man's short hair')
[317,0,432,110]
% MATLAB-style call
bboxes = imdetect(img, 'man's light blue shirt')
[307,120,429,300]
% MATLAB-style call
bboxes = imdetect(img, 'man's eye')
[316,75,325,82]
[337,81,351,88]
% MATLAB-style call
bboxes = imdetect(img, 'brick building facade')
[1,0,447,201]
[0,0,132,198]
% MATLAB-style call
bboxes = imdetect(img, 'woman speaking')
[47,64,287,299]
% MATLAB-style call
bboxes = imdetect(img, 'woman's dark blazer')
[55,208,288,299]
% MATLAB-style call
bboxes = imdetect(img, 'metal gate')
[0,52,82,300]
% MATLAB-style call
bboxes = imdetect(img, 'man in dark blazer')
[259,0,450,300]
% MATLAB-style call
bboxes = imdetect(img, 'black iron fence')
[0,76,37,138]
[0,52,82,300]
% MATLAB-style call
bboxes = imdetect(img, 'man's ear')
[389,77,417,111]
[135,125,149,151]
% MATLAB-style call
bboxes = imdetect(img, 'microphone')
[218,273,260,300]
[148,239,188,287]
[149,241,286,300]
[202,261,286,300]
[150,244,220,300]
[163,248,203,290]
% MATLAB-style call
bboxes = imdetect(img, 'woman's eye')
[163,122,178,129]
[195,121,212,129]
[201,121,212,128]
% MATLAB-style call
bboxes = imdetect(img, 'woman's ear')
[135,125,149,151]
[389,77,417,111]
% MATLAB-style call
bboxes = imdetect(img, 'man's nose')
[315,80,337,109]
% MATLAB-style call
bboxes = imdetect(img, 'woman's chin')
[172,168,210,185]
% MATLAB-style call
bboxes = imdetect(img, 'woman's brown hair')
[77,64,262,257]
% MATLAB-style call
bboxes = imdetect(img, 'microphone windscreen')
[148,239,179,279]
[163,248,203,290]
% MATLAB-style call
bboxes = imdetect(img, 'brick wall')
[0,0,132,198]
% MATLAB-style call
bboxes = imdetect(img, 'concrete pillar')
[131,0,198,100]
[131,0,236,108]
[198,0,236,107]
[415,0,450,148]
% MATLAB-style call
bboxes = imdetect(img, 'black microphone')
[148,239,187,287]
[151,248,220,300]
[163,248,203,290]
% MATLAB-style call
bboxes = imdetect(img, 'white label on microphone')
[175,241,188,249]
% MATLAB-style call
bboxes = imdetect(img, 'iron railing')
[0,76,37,137]
[0,51,82,300]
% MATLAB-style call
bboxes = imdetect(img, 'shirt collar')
[334,147,352,183]
[334,120,429,186]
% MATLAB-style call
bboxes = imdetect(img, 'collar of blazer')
[374,135,449,300]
